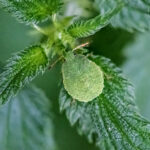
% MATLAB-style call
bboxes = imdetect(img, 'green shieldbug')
[62,52,104,102]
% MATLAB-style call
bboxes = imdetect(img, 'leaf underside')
[95,0,150,31]
[0,85,57,150]
[123,33,150,120]
[0,0,62,23]
[0,45,49,105]
[59,55,150,150]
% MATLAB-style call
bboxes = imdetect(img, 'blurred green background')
[0,7,150,150]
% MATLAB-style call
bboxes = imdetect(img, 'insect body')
[62,52,104,102]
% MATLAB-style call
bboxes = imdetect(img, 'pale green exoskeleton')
[62,52,104,102]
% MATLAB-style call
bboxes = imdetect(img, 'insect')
[62,52,104,102]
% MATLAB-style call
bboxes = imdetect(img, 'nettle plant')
[0,0,150,150]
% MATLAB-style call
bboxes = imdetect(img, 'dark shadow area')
[89,26,135,66]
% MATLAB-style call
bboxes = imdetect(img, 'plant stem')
[48,56,64,70]
[32,24,48,35]
[73,42,89,51]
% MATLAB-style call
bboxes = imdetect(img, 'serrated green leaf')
[59,55,150,150]
[95,0,150,31]
[0,45,49,105]
[0,85,57,150]
[65,3,123,39]
[0,0,62,24]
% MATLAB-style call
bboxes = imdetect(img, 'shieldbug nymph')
[62,52,104,102]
